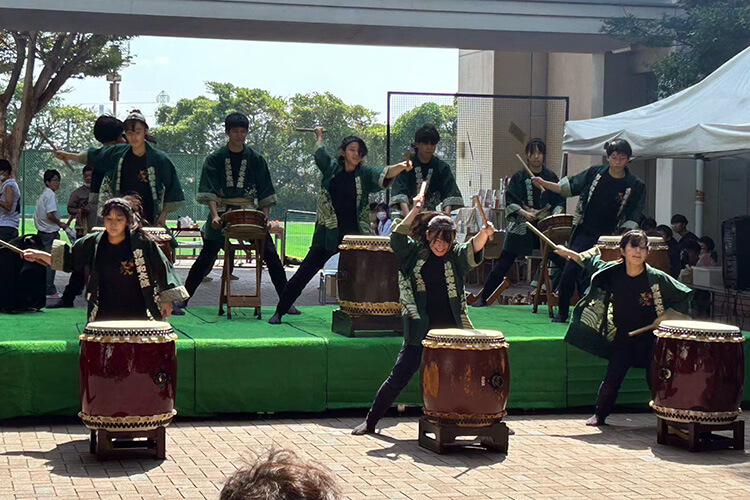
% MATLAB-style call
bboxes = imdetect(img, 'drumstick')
[0,238,24,255]
[473,195,493,241]
[628,323,657,337]
[525,221,584,268]
[295,127,326,133]
[516,154,545,192]
[36,128,75,173]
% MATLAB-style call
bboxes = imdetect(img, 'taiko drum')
[596,235,670,273]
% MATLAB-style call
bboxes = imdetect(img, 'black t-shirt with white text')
[95,236,148,321]
[583,170,628,237]
[608,265,657,344]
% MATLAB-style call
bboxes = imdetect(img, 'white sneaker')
[46,292,63,299]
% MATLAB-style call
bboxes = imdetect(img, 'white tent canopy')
[563,44,750,159]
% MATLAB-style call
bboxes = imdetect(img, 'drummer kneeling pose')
[353,193,494,435]
[24,197,188,321]
[554,229,693,426]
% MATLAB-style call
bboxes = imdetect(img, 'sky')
[61,36,459,125]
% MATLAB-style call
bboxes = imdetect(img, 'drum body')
[596,235,670,273]
[537,214,573,234]
[221,209,267,227]
[79,321,178,431]
[337,235,400,316]
[92,226,174,262]
[421,329,510,427]
[650,320,745,424]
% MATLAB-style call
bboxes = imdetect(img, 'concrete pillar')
[655,158,674,225]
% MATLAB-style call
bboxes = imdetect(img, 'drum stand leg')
[418,417,509,455]
[92,427,167,460]
[656,416,745,452]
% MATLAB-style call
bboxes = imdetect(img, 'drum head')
[425,328,506,342]
[656,320,744,342]
[339,235,392,251]
[84,320,174,335]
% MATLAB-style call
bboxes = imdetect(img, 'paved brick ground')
[1,413,749,499]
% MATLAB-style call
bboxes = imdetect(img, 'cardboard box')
[692,266,724,288]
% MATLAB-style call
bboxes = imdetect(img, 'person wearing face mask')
[390,124,464,217]
[0,159,21,242]
[352,192,494,435]
[269,127,412,325]
[532,139,646,323]
[89,110,184,226]
[554,230,692,426]
[373,202,392,236]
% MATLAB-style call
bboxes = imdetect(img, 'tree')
[601,0,750,97]
[389,101,458,164]
[0,31,132,172]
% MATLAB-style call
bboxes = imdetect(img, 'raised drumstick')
[516,153,545,192]
[36,128,75,173]
[526,221,584,268]
[628,323,656,337]
[473,195,493,241]
[295,127,326,133]
[0,238,24,255]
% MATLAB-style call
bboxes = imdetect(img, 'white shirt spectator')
[34,187,61,233]
[0,177,20,229]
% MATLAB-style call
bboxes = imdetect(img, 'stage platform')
[1,305,748,420]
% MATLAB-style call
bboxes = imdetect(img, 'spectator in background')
[678,239,701,284]
[0,159,21,242]
[697,236,719,267]
[374,202,392,236]
[220,449,340,500]
[670,214,698,246]
[640,217,657,234]
[33,169,69,298]
[656,224,681,279]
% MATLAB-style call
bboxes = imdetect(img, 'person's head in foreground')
[412,212,457,257]
[102,197,135,240]
[413,123,440,162]
[338,136,367,169]
[220,449,340,500]
[619,229,649,269]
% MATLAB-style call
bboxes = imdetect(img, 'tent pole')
[695,156,705,237]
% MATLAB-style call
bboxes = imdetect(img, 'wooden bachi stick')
[516,153,545,192]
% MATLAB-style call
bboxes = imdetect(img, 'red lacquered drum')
[337,235,400,316]
[221,209,267,227]
[421,329,510,427]
[650,320,745,424]
[597,235,670,274]
[79,321,178,431]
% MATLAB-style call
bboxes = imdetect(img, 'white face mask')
[376,212,387,221]
[0,174,6,182]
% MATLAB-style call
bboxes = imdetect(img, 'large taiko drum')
[650,320,745,424]
[421,329,510,427]
[537,214,573,245]
[221,208,267,228]
[79,321,178,432]
[337,235,400,316]
[597,235,670,273]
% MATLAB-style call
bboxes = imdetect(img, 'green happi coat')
[391,220,484,346]
[312,147,395,252]
[559,165,646,244]
[196,145,277,243]
[89,143,185,220]
[390,155,464,212]
[50,230,189,322]
[565,246,693,360]
[504,167,565,255]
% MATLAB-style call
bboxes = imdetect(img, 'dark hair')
[412,212,457,247]
[43,169,61,184]
[656,224,673,240]
[219,449,340,500]
[82,165,93,175]
[124,109,148,131]
[620,229,649,250]
[0,159,12,174]
[525,138,546,157]
[683,239,701,254]
[604,139,632,158]
[698,236,715,252]
[93,115,125,144]
[102,197,135,227]
[671,214,688,225]
[338,136,368,164]
[225,112,250,132]
[641,217,657,232]
[414,124,440,145]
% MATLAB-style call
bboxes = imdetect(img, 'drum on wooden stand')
[421,328,510,426]
[418,328,511,453]
[596,235,670,273]
[332,235,402,336]
[651,320,745,424]
[79,320,177,458]
[220,208,267,228]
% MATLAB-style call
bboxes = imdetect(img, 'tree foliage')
[0,31,131,170]
[601,0,750,97]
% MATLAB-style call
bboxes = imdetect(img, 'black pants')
[184,233,288,303]
[60,268,87,305]
[274,246,337,315]
[595,341,653,418]
[366,343,424,427]
[557,232,600,318]
[0,227,18,242]
[481,249,566,302]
